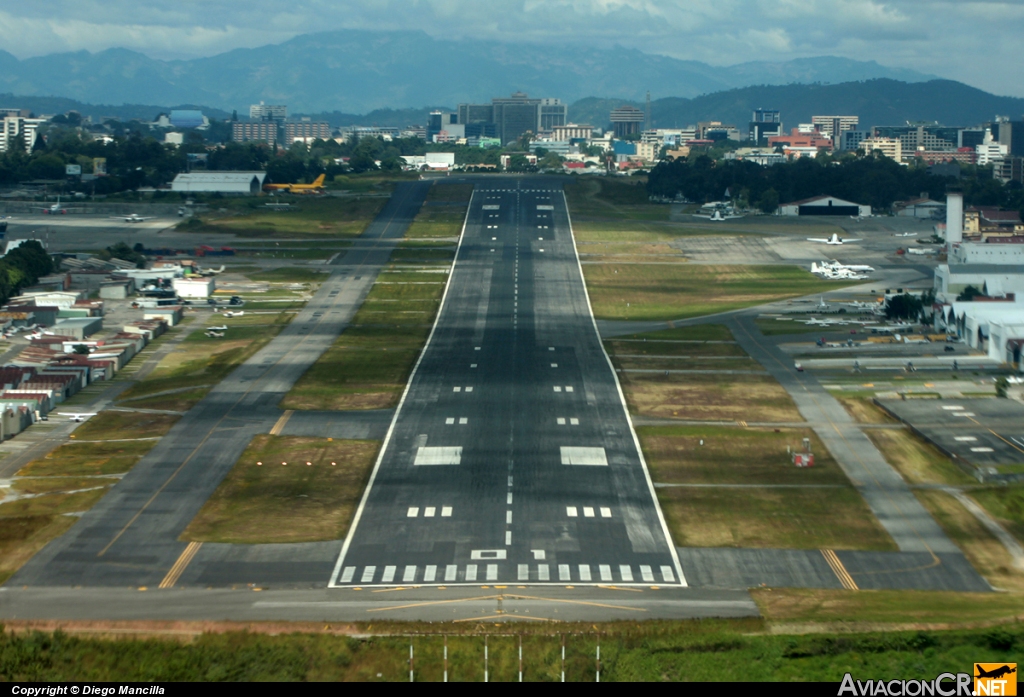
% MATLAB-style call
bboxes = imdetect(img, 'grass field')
[184,435,379,544]
[641,425,894,550]
[607,324,802,422]
[282,266,447,410]
[186,196,386,239]
[583,264,835,322]
[4,622,1020,682]
[838,397,897,424]
[969,485,1024,545]
[866,428,974,486]
[0,411,179,584]
[244,267,331,283]
[116,311,294,410]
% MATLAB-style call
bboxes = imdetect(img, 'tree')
[956,285,984,302]
[72,344,90,355]
[884,293,924,321]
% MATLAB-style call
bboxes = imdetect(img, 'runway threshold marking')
[269,410,294,436]
[821,549,859,590]
[98,184,427,560]
[158,541,202,589]
[965,415,1024,457]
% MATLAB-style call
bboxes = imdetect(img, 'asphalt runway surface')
[328,178,684,589]
[877,398,1024,473]
[9,181,432,589]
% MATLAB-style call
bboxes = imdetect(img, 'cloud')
[0,1,1021,95]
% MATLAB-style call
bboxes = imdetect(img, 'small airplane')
[110,213,155,223]
[893,232,918,238]
[200,265,225,276]
[808,234,862,245]
[975,665,1016,680]
[263,173,327,193]
[222,310,244,318]
[58,412,97,422]
[823,260,874,272]
[207,325,227,331]
[205,330,225,338]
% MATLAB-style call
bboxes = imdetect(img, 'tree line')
[0,241,55,305]
[646,151,1024,215]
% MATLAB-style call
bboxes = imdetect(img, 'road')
[9,181,432,588]
[328,178,684,588]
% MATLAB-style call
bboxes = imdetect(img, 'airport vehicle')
[263,173,326,193]
[57,412,97,422]
[110,213,155,223]
[807,233,861,245]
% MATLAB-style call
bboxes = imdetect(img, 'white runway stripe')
[337,563,677,584]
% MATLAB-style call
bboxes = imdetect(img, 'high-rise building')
[859,136,902,161]
[427,111,457,143]
[538,98,567,132]
[232,121,278,146]
[0,115,47,153]
[250,102,287,121]
[873,125,959,153]
[749,109,782,143]
[610,105,645,138]
[492,93,542,144]
[457,104,494,126]
[811,116,858,140]
[841,130,870,152]
[284,121,332,146]
[997,119,1024,156]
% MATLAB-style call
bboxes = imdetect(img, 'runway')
[328,178,684,588]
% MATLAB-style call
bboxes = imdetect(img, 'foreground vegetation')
[2,621,1020,681]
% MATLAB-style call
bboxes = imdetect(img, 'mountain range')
[0,29,942,114]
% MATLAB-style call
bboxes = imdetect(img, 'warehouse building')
[171,171,266,194]
[778,195,871,217]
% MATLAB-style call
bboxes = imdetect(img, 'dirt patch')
[839,397,898,424]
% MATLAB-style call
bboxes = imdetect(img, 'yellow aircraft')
[263,173,326,193]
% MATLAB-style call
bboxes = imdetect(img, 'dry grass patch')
[753,588,1024,627]
[866,429,974,486]
[915,490,1024,593]
[0,515,77,586]
[970,485,1024,545]
[839,397,898,424]
[621,372,802,422]
[640,426,850,485]
[17,440,161,478]
[658,486,895,550]
[70,411,179,441]
[183,435,380,544]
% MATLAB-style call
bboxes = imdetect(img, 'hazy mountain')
[0,30,941,114]
[570,80,1024,130]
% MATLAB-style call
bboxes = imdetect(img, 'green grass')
[244,267,331,283]
[185,196,386,239]
[405,205,467,239]
[609,325,736,342]
[640,425,894,551]
[3,623,1021,682]
[970,485,1024,544]
[184,436,380,544]
[583,264,836,321]
[425,183,473,203]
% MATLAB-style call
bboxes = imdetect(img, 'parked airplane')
[824,260,875,272]
[39,197,82,215]
[200,265,225,276]
[807,234,862,245]
[264,173,326,193]
[110,213,155,223]
[893,232,918,237]
[58,412,97,422]
[693,208,744,221]
[207,325,228,331]
[810,263,868,280]
[205,331,225,338]
[222,310,244,318]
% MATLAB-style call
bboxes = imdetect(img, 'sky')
[2,0,1023,96]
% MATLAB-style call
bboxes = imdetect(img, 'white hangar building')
[171,171,266,194]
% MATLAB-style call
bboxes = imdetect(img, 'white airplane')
[894,232,918,238]
[58,412,97,422]
[205,331,225,338]
[39,197,82,215]
[823,260,874,272]
[693,209,744,221]
[200,265,225,276]
[110,213,155,223]
[223,310,244,318]
[810,264,868,280]
[206,325,227,331]
[808,233,862,245]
